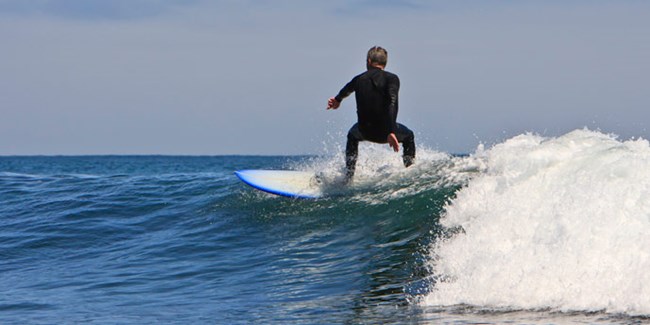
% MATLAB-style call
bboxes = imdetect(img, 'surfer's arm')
[386,74,400,133]
[328,77,357,110]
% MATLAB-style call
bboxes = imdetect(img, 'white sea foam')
[423,129,650,315]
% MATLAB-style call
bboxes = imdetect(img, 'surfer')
[327,46,416,182]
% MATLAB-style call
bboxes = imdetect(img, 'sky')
[1,0,649,155]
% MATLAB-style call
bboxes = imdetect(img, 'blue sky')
[1,0,649,155]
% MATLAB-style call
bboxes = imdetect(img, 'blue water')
[1,152,648,324]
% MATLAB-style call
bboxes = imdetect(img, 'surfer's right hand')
[327,97,340,110]
[388,133,400,152]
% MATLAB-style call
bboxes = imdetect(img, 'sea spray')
[424,129,650,315]
[288,145,478,204]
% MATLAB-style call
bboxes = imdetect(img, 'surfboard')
[234,169,322,199]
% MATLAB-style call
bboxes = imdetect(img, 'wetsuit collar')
[366,62,385,70]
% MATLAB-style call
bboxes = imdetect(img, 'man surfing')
[327,46,416,182]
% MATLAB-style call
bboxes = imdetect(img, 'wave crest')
[423,129,650,315]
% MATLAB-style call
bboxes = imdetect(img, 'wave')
[4,134,648,322]
[422,129,650,316]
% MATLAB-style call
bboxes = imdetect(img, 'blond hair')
[367,46,388,66]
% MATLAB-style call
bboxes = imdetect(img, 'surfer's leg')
[396,123,416,167]
[345,124,364,181]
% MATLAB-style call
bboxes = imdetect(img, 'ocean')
[1,129,649,324]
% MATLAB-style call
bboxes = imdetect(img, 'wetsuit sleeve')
[334,76,357,103]
[387,74,400,134]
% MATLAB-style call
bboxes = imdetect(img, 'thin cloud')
[0,0,199,20]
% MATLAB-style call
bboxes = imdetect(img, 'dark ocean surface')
[2,130,650,324]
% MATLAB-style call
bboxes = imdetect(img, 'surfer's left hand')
[387,133,399,152]
[327,97,340,110]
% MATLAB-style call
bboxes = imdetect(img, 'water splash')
[423,129,650,316]
[289,144,481,204]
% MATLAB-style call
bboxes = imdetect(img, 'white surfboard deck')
[235,169,323,199]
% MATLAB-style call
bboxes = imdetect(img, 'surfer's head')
[367,46,387,69]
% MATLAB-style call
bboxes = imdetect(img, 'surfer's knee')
[347,126,364,142]
[404,128,415,142]
[396,124,415,142]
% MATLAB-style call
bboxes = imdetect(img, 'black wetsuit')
[334,67,416,179]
